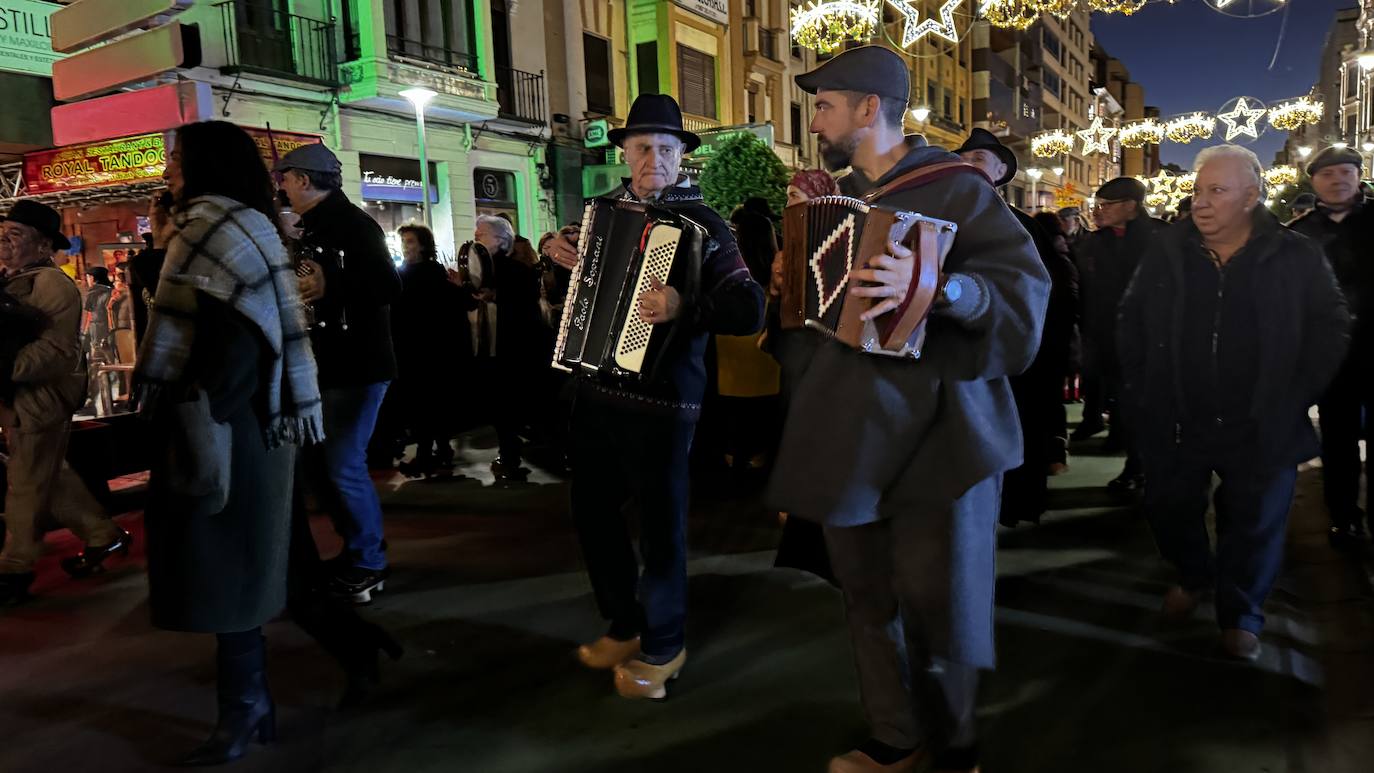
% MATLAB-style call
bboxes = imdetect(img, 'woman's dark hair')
[173,121,279,230]
[155,191,173,211]
[398,224,437,260]
[85,266,112,286]
[1032,211,1065,238]
[729,209,778,285]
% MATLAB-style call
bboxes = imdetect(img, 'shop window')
[677,45,717,119]
[636,42,659,95]
[585,33,614,114]
[474,168,520,231]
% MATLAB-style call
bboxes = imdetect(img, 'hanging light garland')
[981,0,1149,30]
[1165,113,1216,144]
[1119,119,1165,148]
[980,1,1039,30]
[790,1,880,54]
[1267,97,1324,131]
[1031,129,1076,158]
[1076,116,1117,155]
[1174,173,1196,195]
[1263,165,1298,188]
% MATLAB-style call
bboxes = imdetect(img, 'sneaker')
[332,566,391,605]
[490,457,529,480]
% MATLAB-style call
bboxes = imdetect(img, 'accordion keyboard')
[614,225,681,373]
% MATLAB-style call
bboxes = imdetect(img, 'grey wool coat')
[765,143,1050,667]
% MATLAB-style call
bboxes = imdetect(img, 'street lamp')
[1359,50,1374,71]
[1026,168,1043,210]
[1297,145,1313,159]
[910,106,931,123]
[400,87,438,228]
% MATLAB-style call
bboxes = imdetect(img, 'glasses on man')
[1092,199,1128,210]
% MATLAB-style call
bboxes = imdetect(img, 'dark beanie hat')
[1306,145,1362,177]
[1095,177,1147,203]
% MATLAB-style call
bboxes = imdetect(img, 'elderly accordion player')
[552,198,704,381]
[779,194,956,358]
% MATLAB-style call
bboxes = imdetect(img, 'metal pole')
[414,105,432,228]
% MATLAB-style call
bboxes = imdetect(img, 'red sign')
[23,133,166,195]
[24,126,325,195]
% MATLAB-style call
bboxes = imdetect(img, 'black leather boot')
[180,634,276,766]
[289,592,403,709]
[60,527,133,578]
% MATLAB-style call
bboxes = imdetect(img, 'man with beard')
[767,46,1049,773]
[1288,146,1374,547]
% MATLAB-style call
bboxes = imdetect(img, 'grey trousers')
[823,476,998,753]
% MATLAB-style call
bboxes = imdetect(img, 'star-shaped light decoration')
[1076,116,1117,155]
[1146,171,1177,198]
[1217,97,1266,142]
[889,0,962,48]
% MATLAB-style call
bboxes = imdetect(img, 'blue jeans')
[318,382,390,571]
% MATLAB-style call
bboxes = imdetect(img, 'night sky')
[1091,0,1355,169]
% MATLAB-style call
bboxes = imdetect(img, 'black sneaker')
[332,566,391,605]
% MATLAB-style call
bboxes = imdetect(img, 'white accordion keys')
[613,224,682,373]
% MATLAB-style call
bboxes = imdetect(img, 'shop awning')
[0,162,165,213]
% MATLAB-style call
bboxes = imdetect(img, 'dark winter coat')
[1286,197,1374,367]
[297,189,403,388]
[393,259,474,381]
[1118,210,1350,473]
[1077,213,1159,375]
[145,295,294,633]
[765,142,1050,669]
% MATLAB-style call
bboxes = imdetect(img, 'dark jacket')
[579,177,766,419]
[129,247,166,346]
[145,295,294,633]
[297,189,403,388]
[490,247,546,367]
[393,259,474,381]
[1118,210,1350,472]
[1015,208,1078,376]
[1077,213,1159,374]
[1287,198,1374,362]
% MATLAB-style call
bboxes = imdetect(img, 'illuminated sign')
[0,0,65,78]
[585,119,610,148]
[360,154,438,204]
[24,133,166,194]
[245,127,323,164]
[673,0,729,24]
[690,123,774,159]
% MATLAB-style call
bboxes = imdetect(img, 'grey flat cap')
[273,142,341,174]
[795,45,910,102]
[1306,145,1362,176]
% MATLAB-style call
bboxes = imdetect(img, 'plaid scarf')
[137,194,323,448]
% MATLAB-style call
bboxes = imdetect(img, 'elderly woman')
[1118,144,1349,662]
[473,214,543,479]
[141,120,323,764]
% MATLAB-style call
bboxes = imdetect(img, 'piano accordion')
[780,195,956,359]
[552,198,704,382]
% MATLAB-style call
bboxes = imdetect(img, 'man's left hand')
[638,276,681,324]
[850,240,914,321]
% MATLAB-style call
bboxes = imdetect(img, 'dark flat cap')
[273,142,341,174]
[1095,177,1147,203]
[1306,145,1362,176]
[795,46,910,102]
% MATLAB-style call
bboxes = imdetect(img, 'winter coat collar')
[839,140,960,196]
[614,175,704,205]
[1164,206,1285,265]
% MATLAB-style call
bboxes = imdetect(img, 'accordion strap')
[862,161,991,204]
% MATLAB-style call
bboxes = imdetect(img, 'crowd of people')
[0,42,1369,773]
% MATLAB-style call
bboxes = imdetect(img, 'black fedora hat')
[607,94,701,153]
[3,199,70,250]
[955,128,1018,187]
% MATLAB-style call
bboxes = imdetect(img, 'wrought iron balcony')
[386,34,478,74]
[496,66,546,125]
[216,1,339,87]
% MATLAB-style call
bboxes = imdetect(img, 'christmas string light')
[1031,129,1076,158]
[790,1,879,54]
[1267,97,1324,131]
[1076,116,1117,155]
[1263,165,1298,188]
[1165,113,1216,144]
[1217,96,1267,142]
[979,0,1038,30]
[889,0,962,48]
[1119,119,1165,148]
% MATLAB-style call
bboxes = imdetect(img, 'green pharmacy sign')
[585,119,610,148]
[0,0,64,78]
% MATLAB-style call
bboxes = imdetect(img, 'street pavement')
[1,411,1372,773]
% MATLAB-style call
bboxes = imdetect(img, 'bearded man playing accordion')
[542,93,764,700]
[764,47,1050,773]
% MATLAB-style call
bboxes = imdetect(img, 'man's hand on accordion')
[851,240,913,321]
[638,276,681,324]
[544,231,580,271]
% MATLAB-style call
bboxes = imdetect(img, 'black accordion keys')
[552,198,704,382]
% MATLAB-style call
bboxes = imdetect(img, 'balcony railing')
[496,66,546,125]
[682,113,720,133]
[386,34,478,74]
[760,28,782,62]
[217,1,339,87]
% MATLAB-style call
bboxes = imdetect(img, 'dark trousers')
[1143,436,1296,634]
[494,360,535,463]
[570,398,695,658]
[1080,371,1105,429]
[1318,363,1371,529]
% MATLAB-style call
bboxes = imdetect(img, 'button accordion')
[779,195,956,358]
[552,198,704,382]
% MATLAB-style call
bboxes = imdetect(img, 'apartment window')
[791,2,802,58]
[747,88,758,124]
[636,42,659,94]
[1043,71,1062,101]
[791,101,803,144]
[746,0,758,17]
[1043,30,1061,62]
[943,89,952,119]
[1346,71,1358,99]
[927,80,937,109]
[385,0,477,70]
[678,45,717,119]
[584,33,613,114]
[959,96,966,125]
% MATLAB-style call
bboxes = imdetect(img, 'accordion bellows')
[780,195,956,358]
[552,199,704,382]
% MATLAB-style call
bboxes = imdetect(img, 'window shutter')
[677,45,716,119]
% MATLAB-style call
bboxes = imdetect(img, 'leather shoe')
[613,649,685,700]
[1222,628,1261,662]
[576,635,640,670]
[828,749,921,772]
[1161,586,1201,620]
[60,527,133,578]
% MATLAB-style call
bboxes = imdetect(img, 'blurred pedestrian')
[1119,144,1349,661]
[130,192,173,346]
[1033,210,1080,476]
[1058,206,1083,248]
[81,266,113,360]
[139,121,324,763]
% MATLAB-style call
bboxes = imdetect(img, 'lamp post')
[1026,168,1043,211]
[400,87,438,228]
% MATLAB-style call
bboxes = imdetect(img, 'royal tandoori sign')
[23,132,166,195]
